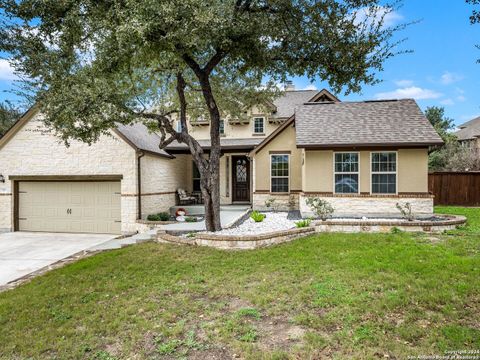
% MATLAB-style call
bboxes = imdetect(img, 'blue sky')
[293,0,480,126]
[0,0,479,126]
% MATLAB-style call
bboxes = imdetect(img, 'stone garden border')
[157,227,315,250]
[313,214,467,233]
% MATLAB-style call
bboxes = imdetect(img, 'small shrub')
[158,212,170,221]
[295,218,312,228]
[250,211,266,222]
[147,212,171,222]
[185,216,197,223]
[306,197,334,221]
[264,197,278,212]
[396,202,414,221]
[186,232,196,238]
[390,226,403,234]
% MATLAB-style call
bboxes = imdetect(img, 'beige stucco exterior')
[253,124,302,192]
[251,123,433,214]
[175,104,279,140]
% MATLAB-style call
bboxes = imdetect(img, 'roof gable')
[0,106,172,158]
[295,99,443,148]
[456,116,480,140]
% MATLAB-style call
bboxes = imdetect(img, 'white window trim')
[252,116,265,134]
[270,154,290,193]
[333,151,360,194]
[370,151,398,195]
[219,119,225,135]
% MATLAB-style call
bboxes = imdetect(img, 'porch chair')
[177,188,197,205]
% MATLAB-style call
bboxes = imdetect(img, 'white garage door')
[18,181,121,234]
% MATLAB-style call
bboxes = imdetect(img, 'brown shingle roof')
[272,90,318,118]
[166,137,264,151]
[456,116,480,141]
[295,99,443,148]
[116,123,173,157]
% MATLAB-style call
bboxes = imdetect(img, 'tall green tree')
[0,101,20,137]
[424,106,456,143]
[0,0,403,231]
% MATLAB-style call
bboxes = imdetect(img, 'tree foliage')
[0,0,405,230]
[424,106,456,143]
[429,141,480,172]
[0,101,21,137]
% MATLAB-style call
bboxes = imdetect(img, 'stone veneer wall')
[140,154,190,218]
[252,193,300,211]
[157,227,315,250]
[299,194,434,217]
[0,113,138,233]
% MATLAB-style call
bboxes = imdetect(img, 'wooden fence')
[428,172,480,206]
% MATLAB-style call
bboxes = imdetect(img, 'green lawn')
[1,207,479,359]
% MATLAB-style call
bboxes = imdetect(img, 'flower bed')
[313,214,466,233]
[157,227,315,250]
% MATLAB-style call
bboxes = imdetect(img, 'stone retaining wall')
[157,227,315,250]
[313,215,466,233]
[252,193,300,211]
[300,194,434,217]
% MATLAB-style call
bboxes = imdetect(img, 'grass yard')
[0,207,479,359]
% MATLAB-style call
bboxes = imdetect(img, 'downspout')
[137,151,145,220]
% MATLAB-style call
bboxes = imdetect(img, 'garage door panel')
[18,181,121,234]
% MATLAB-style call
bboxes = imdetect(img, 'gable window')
[192,162,201,192]
[271,154,289,193]
[219,119,225,135]
[334,152,359,194]
[176,121,183,133]
[371,152,397,194]
[253,117,265,134]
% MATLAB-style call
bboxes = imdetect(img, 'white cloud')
[394,79,414,87]
[302,84,317,90]
[375,86,443,100]
[440,72,463,85]
[354,6,403,28]
[456,95,466,102]
[0,59,17,81]
[440,98,454,106]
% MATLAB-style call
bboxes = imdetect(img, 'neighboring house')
[455,116,480,150]
[0,88,442,235]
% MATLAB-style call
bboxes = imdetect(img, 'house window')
[192,162,201,192]
[253,117,265,134]
[334,152,359,194]
[219,119,225,135]
[176,121,183,133]
[371,152,397,194]
[271,154,289,193]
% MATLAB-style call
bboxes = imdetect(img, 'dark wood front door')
[232,156,250,202]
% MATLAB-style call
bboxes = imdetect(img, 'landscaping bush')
[250,211,266,223]
[295,218,312,228]
[185,216,198,223]
[396,202,414,221]
[306,197,334,221]
[147,212,171,222]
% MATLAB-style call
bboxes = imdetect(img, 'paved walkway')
[0,232,117,286]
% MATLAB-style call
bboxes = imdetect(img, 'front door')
[232,156,250,202]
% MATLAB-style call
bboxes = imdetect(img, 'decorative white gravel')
[205,212,297,236]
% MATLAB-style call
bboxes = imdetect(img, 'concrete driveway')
[0,232,117,286]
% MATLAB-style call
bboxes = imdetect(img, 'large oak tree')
[0,0,403,231]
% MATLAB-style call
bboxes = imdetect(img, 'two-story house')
[0,87,442,234]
